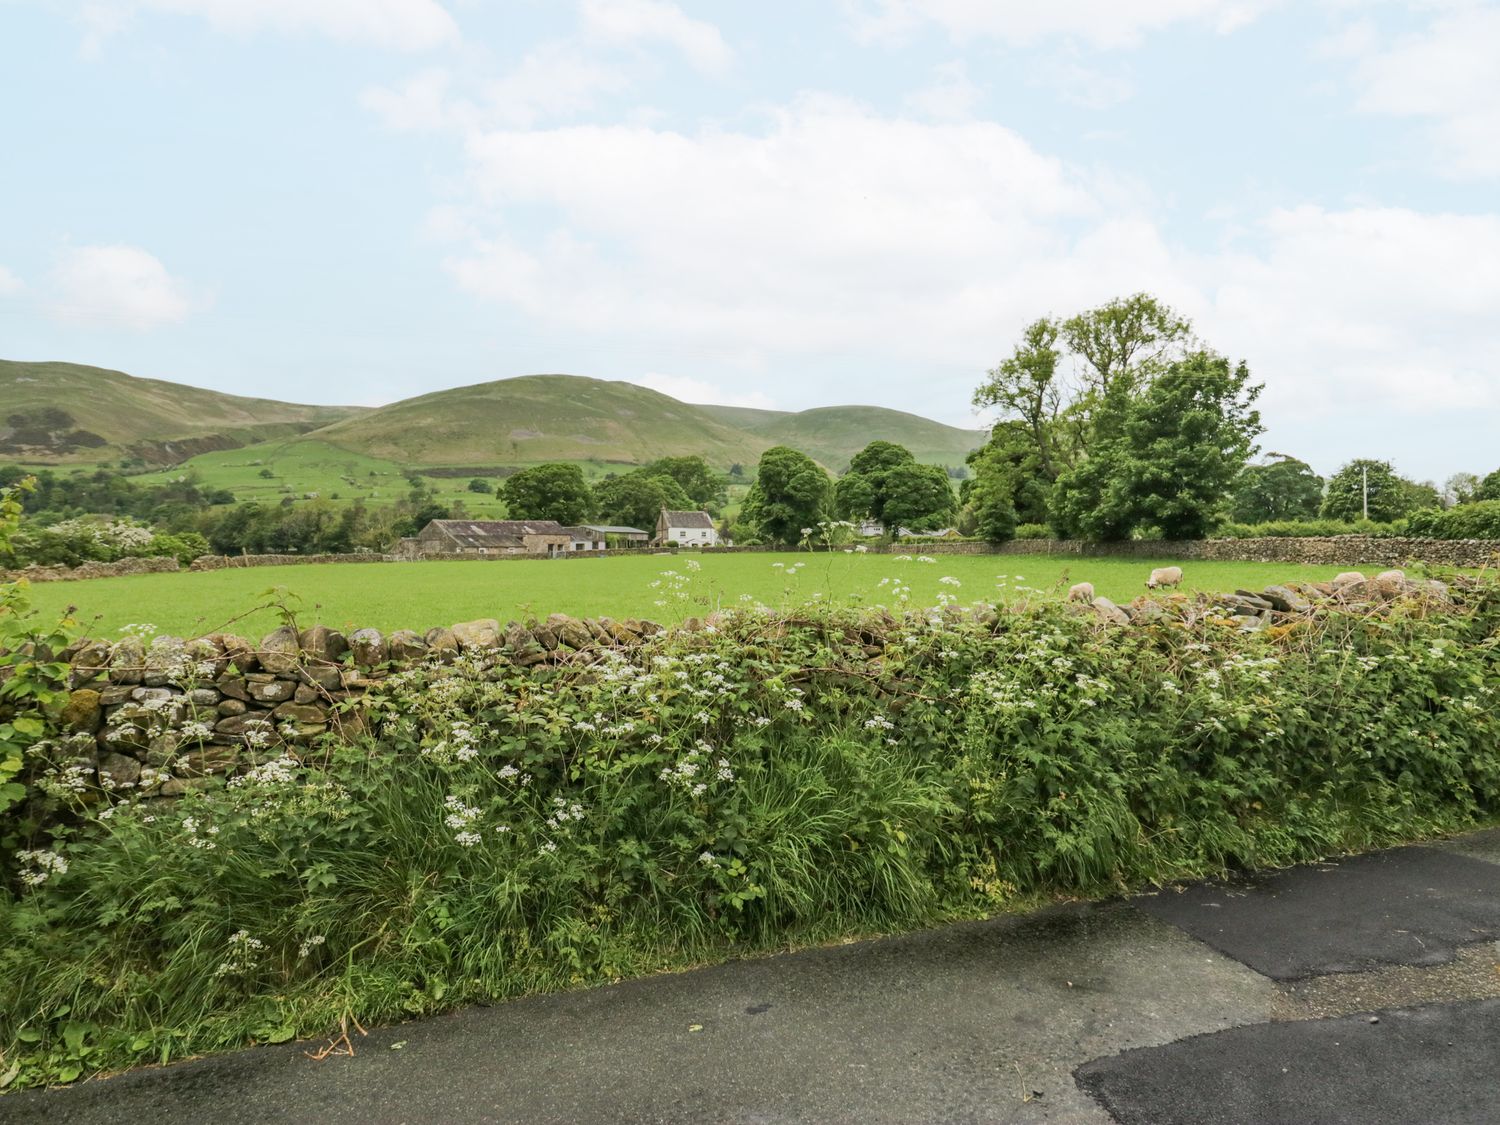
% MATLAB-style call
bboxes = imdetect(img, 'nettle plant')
[1,479,78,872]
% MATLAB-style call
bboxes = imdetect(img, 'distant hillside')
[310,374,770,469]
[698,403,985,471]
[2,362,985,484]
[693,403,791,430]
[0,360,361,464]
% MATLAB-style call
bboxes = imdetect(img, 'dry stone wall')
[189,552,393,571]
[50,613,664,798]
[992,537,1500,568]
[0,556,180,583]
[36,569,1467,805]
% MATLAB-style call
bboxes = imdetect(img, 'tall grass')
[4,581,1499,1088]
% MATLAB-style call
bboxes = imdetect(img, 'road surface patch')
[1134,845,1500,980]
[1075,998,1500,1125]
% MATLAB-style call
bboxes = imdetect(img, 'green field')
[25,552,1360,641]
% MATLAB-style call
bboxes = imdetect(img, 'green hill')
[309,374,770,470]
[3,364,985,498]
[0,360,360,464]
[692,403,792,429]
[698,403,985,472]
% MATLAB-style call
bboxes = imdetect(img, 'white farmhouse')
[655,508,719,547]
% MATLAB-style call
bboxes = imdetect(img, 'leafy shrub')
[3,584,1500,1086]
[1013,523,1051,540]
[1214,518,1406,539]
[1405,500,1500,541]
[1,480,77,870]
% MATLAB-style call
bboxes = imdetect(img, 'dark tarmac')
[8,829,1500,1124]
[1133,843,1500,979]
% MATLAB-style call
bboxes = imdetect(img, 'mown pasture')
[24,552,1364,640]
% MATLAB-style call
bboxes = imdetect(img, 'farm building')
[396,519,574,559]
[655,509,719,547]
[579,524,651,548]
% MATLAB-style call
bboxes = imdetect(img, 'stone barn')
[397,519,574,558]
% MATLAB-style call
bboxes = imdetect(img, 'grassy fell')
[309,375,771,469]
[0,360,359,463]
[698,402,984,470]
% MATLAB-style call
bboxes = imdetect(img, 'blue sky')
[2,0,1497,483]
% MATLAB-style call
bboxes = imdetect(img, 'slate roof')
[583,525,650,535]
[661,510,715,529]
[421,519,570,549]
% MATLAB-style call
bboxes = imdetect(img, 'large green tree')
[499,463,594,525]
[834,440,955,531]
[1051,353,1263,540]
[1231,454,1324,523]
[640,456,725,511]
[1321,460,1411,523]
[742,446,831,545]
[970,293,1196,538]
[880,461,958,531]
[962,421,1051,540]
[593,471,692,531]
[1479,469,1500,502]
[972,318,1065,480]
[848,440,913,478]
[833,440,914,524]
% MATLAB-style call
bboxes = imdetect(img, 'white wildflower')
[15,849,68,887]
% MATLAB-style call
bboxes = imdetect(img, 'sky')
[1,0,1497,484]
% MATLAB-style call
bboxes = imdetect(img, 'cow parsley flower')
[15,849,68,887]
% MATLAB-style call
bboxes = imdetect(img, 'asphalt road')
[8,829,1500,1124]
[1077,999,1500,1125]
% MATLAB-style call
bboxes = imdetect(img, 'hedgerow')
[1214,518,1407,539]
[1406,500,1500,541]
[2,578,1499,1089]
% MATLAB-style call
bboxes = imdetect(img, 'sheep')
[1145,566,1183,590]
[1067,581,1095,603]
[1330,571,1366,589]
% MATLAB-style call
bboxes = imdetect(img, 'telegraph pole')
[1362,464,1369,522]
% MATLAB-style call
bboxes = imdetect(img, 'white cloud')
[48,245,196,330]
[80,0,459,51]
[903,60,982,120]
[361,68,461,132]
[634,373,777,410]
[444,96,1142,373]
[1347,4,1500,179]
[842,0,1277,49]
[1031,55,1135,109]
[365,48,631,132]
[579,0,732,74]
[0,265,23,296]
[1204,205,1500,415]
[429,95,1499,444]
